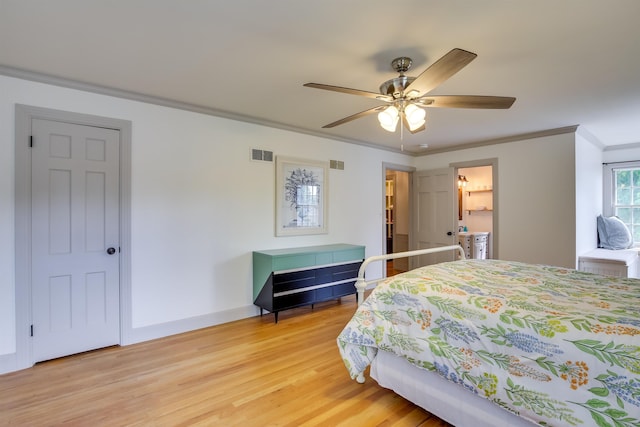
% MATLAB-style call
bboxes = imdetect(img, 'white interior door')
[411,168,456,269]
[31,118,120,362]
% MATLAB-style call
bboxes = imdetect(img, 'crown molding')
[418,125,580,156]
[0,65,585,157]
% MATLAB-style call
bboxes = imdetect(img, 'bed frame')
[353,244,465,309]
[350,245,535,427]
[353,244,464,383]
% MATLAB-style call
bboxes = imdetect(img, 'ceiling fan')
[304,48,515,134]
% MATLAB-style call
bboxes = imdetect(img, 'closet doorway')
[384,164,412,277]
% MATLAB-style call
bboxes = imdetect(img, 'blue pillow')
[597,215,633,250]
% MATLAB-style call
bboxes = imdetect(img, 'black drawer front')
[332,265,360,282]
[273,269,315,292]
[332,280,357,297]
[274,261,362,292]
[315,280,356,301]
[315,262,362,285]
[274,290,315,310]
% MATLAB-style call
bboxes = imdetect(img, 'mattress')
[370,349,534,427]
[338,259,640,426]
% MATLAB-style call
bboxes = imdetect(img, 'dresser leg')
[274,311,279,323]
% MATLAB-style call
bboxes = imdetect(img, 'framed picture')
[276,156,328,236]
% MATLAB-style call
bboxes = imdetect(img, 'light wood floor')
[0,295,452,426]
[387,260,406,277]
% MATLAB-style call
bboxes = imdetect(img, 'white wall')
[1,75,608,374]
[415,133,578,267]
[0,75,413,371]
[575,129,604,261]
[602,144,640,164]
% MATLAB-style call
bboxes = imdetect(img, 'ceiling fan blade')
[321,105,387,128]
[404,48,477,97]
[420,95,516,109]
[304,83,394,102]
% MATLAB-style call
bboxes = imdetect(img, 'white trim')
[0,65,405,155]
[576,125,605,149]
[125,306,259,345]
[604,141,640,152]
[0,67,590,158]
[418,125,580,155]
[13,104,132,371]
[0,352,18,375]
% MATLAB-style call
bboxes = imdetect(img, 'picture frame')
[275,156,328,236]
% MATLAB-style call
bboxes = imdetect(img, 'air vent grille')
[330,160,344,170]
[251,149,273,162]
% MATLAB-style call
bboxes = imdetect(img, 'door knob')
[107,247,117,255]
[447,231,453,236]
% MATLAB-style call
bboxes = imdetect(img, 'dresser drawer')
[315,262,361,284]
[315,280,356,301]
[273,269,315,292]
[253,244,365,322]
[273,290,315,311]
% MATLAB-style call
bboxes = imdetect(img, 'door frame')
[14,104,132,371]
[451,158,499,259]
[382,162,415,276]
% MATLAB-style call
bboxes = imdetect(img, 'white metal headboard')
[354,245,465,306]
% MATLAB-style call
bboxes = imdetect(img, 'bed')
[337,245,640,426]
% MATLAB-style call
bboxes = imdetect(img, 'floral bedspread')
[337,259,640,426]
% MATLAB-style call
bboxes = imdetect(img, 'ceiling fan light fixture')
[405,103,426,131]
[378,106,399,132]
[304,49,515,141]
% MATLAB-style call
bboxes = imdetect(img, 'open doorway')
[456,164,495,259]
[385,166,411,276]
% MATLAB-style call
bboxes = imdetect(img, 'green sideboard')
[253,244,365,322]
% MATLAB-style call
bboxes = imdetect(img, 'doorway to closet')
[385,166,411,276]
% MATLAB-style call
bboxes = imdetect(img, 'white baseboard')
[0,305,261,375]
[0,352,19,375]
[123,305,260,345]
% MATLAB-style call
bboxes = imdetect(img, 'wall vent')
[251,149,273,162]
[330,160,344,170]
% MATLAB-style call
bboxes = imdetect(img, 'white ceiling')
[2,0,640,154]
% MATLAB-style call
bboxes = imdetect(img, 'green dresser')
[253,244,365,322]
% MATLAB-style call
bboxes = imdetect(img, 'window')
[604,161,640,243]
[295,184,320,227]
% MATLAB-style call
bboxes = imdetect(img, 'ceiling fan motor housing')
[380,76,416,97]
[381,57,417,98]
[303,49,515,134]
[391,57,412,74]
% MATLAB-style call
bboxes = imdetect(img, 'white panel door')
[412,168,456,268]
[31,118,120,362]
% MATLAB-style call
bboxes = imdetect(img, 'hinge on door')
[30,325,34,337]
[29,135,33,148]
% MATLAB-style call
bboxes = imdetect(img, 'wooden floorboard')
[0,295,452,426]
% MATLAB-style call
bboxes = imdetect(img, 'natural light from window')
[295,184,320,227]
[605,162,640,243]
